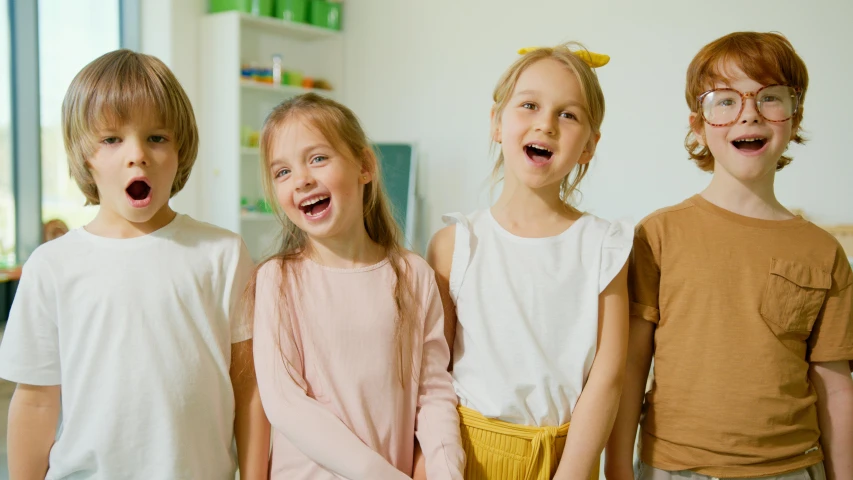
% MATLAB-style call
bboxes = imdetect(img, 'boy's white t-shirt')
[0,214,254,480]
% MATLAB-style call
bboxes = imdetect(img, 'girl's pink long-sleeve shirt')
[253,253,465,479]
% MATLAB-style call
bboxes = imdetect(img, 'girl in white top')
[424,43,631,480]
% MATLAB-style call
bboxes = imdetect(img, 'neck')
[492,173,574,223]
[701,167,793,220]
[307,221,385,269]
[86,204,177,239]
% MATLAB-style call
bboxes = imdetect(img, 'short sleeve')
[441,213,473,304]
[599,220,633,293]
[228,238,256,343]
[0,254,61,385]
[629,222,662,324]
[808,245,853,363]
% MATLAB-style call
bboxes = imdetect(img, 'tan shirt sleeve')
[808,245,853,363]
[629,222,662,324]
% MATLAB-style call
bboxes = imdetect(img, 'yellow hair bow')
[517,47,610,68]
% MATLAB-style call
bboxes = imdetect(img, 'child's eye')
[718,99,736,107]
[761,95,780,103]
[521,102,536,110]
[149,135,168,143]
[560,112,578,120]
[102,137,120,145]
[310,155,327,164]
[274,168,290,179]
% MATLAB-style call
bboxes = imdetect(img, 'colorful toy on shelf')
[313,79,332,90]
[272,54,283,85]
[239,55,334,92]
[287,70,304,87]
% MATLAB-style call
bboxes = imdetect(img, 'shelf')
[240,79,335,98]
[241,212,277,222]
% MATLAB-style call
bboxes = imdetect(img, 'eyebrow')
[299,143,332,155]
[513,90,585,108]
[268,142,333,168]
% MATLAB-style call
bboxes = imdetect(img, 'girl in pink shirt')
[246,93,465,479]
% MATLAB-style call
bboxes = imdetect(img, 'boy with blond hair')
[606,32,853,480]
[0,50,269,479]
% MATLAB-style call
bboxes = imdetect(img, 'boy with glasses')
[605,32,853,480]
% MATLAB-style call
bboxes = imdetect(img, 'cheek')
[273,182,294,209]
[501,113,526,138]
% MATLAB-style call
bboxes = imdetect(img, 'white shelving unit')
[197,11,343,260]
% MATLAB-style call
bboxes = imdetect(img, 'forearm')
[234,381,270,480]
[8,385,61,480]
[604,318,654,479]
[813,362,853,480]
[555,369,623,480]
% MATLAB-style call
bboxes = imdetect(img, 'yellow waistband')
[457,405,571,480]
[457,405,570,437]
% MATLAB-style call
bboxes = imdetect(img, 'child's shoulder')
[25,227,89,267]
[401,250,434,278]
[635,198,697,231]
[175,214,244,248]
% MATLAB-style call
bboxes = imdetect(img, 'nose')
[739,93,761,124]
[534,112,557,136]
[292,167,315,190]
[125,137,148,167]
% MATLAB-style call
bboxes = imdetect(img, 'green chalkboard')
[372,143,416,242]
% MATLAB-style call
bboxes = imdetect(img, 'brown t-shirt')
[631,195,853,477]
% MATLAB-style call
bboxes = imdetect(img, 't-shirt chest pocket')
[759,258,831,334]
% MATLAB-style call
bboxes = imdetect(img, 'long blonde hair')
[245,93,417,384]
[490,42,606,206]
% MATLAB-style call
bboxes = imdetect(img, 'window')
[39,0,120,229]
[0,5,13,268]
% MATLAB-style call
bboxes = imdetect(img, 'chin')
[718,163,776,183]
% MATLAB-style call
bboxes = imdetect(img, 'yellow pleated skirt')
[458,405,599,480]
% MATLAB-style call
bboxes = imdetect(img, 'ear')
[791,108,803,141]
[360,147,377,185]
[689,112,706,147]
[578,131,601,165]
[490,105,502,143]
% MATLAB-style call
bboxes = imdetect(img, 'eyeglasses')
[697,85,801,127]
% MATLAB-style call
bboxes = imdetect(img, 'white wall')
[342,0,853,249]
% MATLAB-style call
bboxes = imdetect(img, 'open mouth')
[125,178,152,207]
[524,143,553,163]
[299,195,331,218]
[732,137,767,152]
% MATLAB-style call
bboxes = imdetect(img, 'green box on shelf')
[209,0,273,16]
[275,0,307,23]
[308,0,341,30]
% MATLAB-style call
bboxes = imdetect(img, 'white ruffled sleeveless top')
[443,209,633,426]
